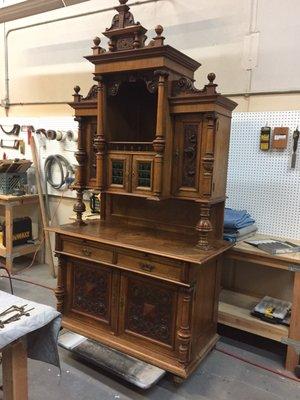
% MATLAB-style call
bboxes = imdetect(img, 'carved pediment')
[103,0,147,52]
[172,73,218,97]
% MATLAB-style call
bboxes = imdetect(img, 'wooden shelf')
[0,243,40,258]
[218,289,289,342]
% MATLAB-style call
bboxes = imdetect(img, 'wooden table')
[0,194,43,274]
[0,290,61,400]
[2,339,28,400]
[219,235,300,372]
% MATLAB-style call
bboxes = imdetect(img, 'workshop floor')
[0,263,299,400]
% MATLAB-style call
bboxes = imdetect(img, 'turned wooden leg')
[172,375,185,386]
[2,340,28,400]
[73,189,86,226]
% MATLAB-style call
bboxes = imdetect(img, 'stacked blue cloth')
[223,208,256,243]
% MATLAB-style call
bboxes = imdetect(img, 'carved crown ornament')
[98,0,164,52]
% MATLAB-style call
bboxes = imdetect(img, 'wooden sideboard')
[50,0,237,382]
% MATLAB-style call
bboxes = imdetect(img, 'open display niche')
[106,77,158,151]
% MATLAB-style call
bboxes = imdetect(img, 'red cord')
[216,347,300,383]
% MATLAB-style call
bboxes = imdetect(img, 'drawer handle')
[82,247,92,257]
[139,262,155,272]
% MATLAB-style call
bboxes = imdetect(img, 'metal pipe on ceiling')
[224,90,300,97]
[2,0,160,114]
[8,89,300,108]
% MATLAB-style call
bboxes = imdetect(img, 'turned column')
[93,75,106,191]
[54,254,65,313]
[152,70,169,198]
[196,203,213,250]
[177,286,194,364]
[73,107,87,225]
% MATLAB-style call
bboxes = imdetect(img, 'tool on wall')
[0,124,20,136]
[291,127,299,169]
[259,125,271,151]
[46,130,57,140]
[21,125,34,145]
[272,127,289,149]
[0,139,25,155]
[66,130,78,142]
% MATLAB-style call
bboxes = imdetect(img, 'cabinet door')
[65,258,117,332]
[118,272,178,352]
[132,155,154,195]
[172,115,202,198]
[107,153,131,192]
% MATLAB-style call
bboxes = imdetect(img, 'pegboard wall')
[0,116,78,198]
[227,111,300,240]
[0,111,299,239]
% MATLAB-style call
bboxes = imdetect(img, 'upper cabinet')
[69,0,237,246]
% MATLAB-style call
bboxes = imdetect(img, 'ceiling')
[0,0,91,23]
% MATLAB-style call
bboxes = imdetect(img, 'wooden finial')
[153,24,165,46]
[92,36,106,55]
[73,86,81,102]
[205,72,218,94]
[155,25,163,36]
[93,36,100,47]
[207,73,216,84]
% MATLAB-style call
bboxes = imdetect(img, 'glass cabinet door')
[132,155,154,195]
[107,153,131,192]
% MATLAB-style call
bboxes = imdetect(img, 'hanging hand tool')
[291,127,299,169]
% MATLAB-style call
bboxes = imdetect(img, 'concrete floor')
[0,263,300,400]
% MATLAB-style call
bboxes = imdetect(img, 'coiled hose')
[44,155,74,220]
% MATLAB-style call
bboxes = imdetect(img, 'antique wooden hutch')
[51,0,237,382]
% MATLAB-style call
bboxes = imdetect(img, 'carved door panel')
[131,154,154,195]
[107,153,131,192]
[83,116,97,188]
[65,258,117,332]
[118,272,178,353]
[172,115,202,198]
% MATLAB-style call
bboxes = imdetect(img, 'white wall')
[0,0,300,116]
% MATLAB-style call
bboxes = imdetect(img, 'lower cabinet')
[64,257,178,351]
[57,250,219,379]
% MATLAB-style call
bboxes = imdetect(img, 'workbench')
[0,194,43,274]
[219,234,300,372]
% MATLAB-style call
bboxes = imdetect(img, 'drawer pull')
[139,262,155,272]
[82,247,92,257]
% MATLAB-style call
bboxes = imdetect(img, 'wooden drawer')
[61,237,113,264]
[117,252,183,282]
